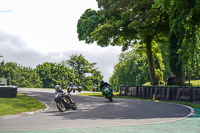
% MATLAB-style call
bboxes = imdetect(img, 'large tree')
[65,54,103,89]
[67,54,97,81]
[155,0,200,85]
[109,45,150,90]
[77,0,169,85]
[36,62,72,88]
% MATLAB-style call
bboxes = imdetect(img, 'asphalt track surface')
[0,88,193,132]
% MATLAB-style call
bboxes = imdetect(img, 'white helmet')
[55,85,60,90]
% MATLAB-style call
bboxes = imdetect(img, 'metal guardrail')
[120,86,200,104]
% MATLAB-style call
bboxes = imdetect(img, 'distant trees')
[0,61,42,88]
[109,42,166,90]
[66,54,103,88]
[36,62,72,88]
[0,54,103,90]
[109,47,150,90]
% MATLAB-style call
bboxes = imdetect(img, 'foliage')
[109,45,150,90]
[154,0,200,85]
[110,40,166,90]
[0,61,42,88]
[0,54,102,90]
[65,54,103,90]
[77,0,169,85]
[36,62,72,88]
[156,37,171,83]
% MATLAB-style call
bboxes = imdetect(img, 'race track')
[0,88,193,132]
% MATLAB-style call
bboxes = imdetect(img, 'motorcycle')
[78,85,82,92]
[104,87,113,102]
[55,92,77,112]
[73,85,77,93]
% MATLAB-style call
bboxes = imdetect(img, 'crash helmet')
[100,80,104,85]
[55,85,60,91]
[69,82,73,86]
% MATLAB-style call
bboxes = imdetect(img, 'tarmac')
[6,108,199,133]
[1,89,200,133]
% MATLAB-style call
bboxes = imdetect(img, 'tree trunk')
[189,56,194,85]
[186,65,189,80]
[169,33,184,86]
[145,37,158,85]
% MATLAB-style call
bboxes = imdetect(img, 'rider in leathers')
[54,85,73,104]
[100,80,113,96]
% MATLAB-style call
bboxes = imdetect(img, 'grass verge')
[144,80,200,87]
[78,92,200,109]
[0,93,46,116]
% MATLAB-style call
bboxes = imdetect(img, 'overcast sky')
[0,0,122,82]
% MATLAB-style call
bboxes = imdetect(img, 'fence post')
[196,87,200,104]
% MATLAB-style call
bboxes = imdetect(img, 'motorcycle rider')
[67,82,73,93]
[54,85,72,104]
[78,83,83,92]
[73,84,77,93]
[100,80,113,96]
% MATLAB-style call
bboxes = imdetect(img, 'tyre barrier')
[0,86,18,98]
[119,86,200,104]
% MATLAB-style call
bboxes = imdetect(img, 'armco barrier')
[119,86,126,96]
[119,85,200,103]
[195,87,200,104]
[131,86,138,97]
[0,86,18,98]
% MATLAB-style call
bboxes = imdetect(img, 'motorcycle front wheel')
[71,99,77,110]
[56,102,66,112]
[108,95,113,102]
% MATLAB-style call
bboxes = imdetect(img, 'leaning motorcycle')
[104,87,113,102]
[55,92,77,112]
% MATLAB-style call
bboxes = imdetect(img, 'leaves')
[109,45,150,90]
[0,54,103,90]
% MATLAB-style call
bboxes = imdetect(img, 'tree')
[36,62,56,88]
[0,62,19,85]
[155,0,200,85]
[0,61,42,87]
[65,54,103,90]
[77,0,169,85]
[67,54,95,81]
[110,42,166,90]
[36,62,73,88]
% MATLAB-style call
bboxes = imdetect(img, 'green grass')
[164,101,200,109]
[143,82,151,86]
[78,92,200,109]
[78,92,119,97]
[185,80,200,86]
[144,80,200,87]
[0,93,46,116]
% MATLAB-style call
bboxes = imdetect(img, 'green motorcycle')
[104,87,113,102]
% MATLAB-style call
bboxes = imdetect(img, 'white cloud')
[0,0,122,82]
